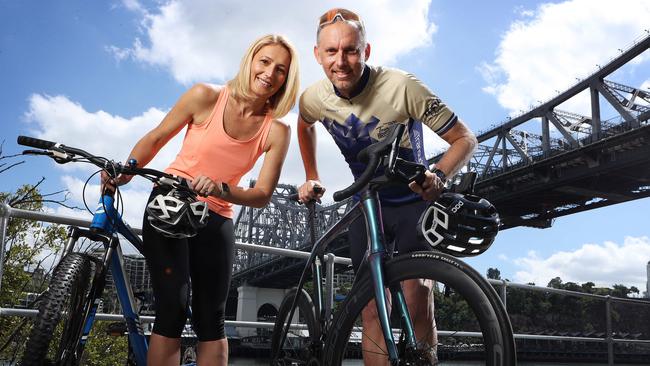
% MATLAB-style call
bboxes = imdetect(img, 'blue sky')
[1,0,649,292]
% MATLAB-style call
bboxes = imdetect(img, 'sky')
[1,0,650,294]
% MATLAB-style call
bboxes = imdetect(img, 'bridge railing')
[1,203,649,365]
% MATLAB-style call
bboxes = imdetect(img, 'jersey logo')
[322,113,380,151]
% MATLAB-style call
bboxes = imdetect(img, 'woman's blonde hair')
[228,34,300,119]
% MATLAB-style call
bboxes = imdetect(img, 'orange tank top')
[166,86,273,218]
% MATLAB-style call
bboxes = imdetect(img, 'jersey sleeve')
[403,73,458,136]
[298,87,321,124]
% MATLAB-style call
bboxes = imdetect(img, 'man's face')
[315,21,370,98]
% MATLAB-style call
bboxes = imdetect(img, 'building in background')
[90,248,153,314]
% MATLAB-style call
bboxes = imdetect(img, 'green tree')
[487,267,501,280]
[81,321,130,366]
[0,181,69,362]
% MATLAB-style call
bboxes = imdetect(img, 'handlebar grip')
[17,136,56,149]
[288,185,324,203]
[333,155,378,202]
[313,185,324,195]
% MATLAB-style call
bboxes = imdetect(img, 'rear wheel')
[270,287,321,365]
[20,253,94,365]
[323,251,516,365]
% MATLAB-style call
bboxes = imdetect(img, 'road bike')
[15,135,198,365]
[270,124,516,365]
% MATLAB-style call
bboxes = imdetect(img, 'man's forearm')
[434,134,477,178]
[297,119,321,181]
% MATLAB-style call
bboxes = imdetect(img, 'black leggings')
[142,190,234,341]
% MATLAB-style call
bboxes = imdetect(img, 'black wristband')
[220,182,230,198]
[431,168,447,183]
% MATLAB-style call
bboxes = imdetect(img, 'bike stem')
[360,189,399,362]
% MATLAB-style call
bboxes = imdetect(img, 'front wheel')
[270,288,321,365]
[323,251,516,365]
[20,253,94,366]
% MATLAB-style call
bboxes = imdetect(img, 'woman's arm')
[216,119,291,208]
[106,84,219,187]
[128,84,219,167]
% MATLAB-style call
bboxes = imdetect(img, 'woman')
[104,34,299,366]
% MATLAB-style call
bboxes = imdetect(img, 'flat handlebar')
[17,135,188,190]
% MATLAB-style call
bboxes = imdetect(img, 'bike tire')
[270,287,321,366]
[323,251,516,365]
[20,252,94,366]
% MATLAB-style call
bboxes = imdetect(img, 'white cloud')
[24,94,180,174]
[121,0,146,14]
[115,0,436,87]
[513,236,650,291]
[481,0,650,114]
[105,45,133,62]
[22,94,182,233]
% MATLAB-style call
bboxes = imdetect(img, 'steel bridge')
[233,34,650,286]
[453,33,650,229]
[232,183,354,287]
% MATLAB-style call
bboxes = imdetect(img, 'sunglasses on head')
[318,8,362,29]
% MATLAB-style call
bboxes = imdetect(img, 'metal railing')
[2,203,650,364]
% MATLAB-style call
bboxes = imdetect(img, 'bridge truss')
[433,33,650,228]
[232,183,353,287]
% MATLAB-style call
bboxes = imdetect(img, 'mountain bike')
[270,124,516,365]
[16,135,198,366]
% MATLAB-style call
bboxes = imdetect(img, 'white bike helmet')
[146,187,209,239]
[418,193,499,257]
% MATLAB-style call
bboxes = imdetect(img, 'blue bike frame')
[80,193,149,365]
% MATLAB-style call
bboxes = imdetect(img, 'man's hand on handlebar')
[298,180,325,203]
[408,170,445,201]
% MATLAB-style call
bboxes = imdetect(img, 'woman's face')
[249,44,291,100]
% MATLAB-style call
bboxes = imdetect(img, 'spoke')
[361,326,388,355]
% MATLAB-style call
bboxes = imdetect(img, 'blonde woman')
[104,34,299,366]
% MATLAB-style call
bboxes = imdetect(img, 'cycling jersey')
[300,65,457,204]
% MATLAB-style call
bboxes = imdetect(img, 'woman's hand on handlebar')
[298,180,325,203]
[100,170,133,192]
[408,170,445,201]
[190,175,221,198]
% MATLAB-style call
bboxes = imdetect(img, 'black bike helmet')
[146,187,209,239]
[418,192,499,257]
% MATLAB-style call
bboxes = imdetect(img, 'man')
[297,8,477,364]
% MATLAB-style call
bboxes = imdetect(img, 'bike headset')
[146,185,209,239]
[418,192,500,257]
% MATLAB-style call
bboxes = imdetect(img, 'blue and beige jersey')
[300,65,457,205]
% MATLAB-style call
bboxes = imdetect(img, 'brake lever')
[22,149,51,156]
[22,148,73,164]
[386,158,427,185]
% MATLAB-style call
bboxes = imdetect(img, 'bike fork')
[361,191,400,363]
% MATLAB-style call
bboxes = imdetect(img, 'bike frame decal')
[111,231,148,365]
[90,195,119,234]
